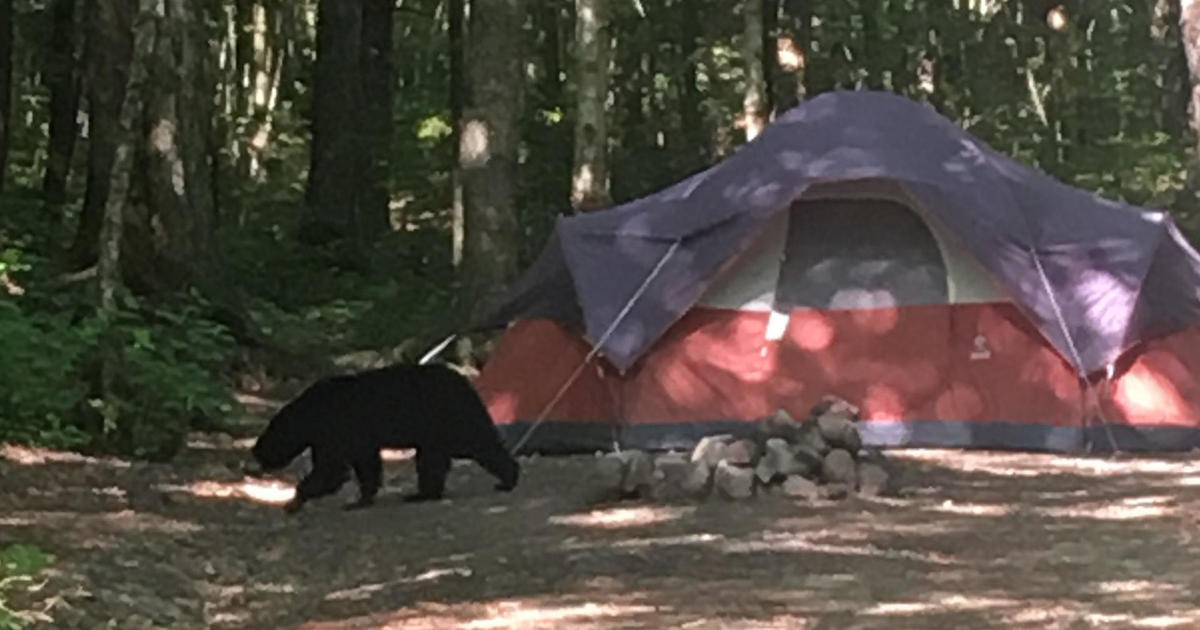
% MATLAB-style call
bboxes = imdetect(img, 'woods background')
[0,0,1198,460]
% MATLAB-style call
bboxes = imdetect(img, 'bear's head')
[250,395,316,472]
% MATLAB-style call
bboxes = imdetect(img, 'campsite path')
[5,428,1200,629]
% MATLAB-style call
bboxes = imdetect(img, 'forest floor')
[6,398,1200,629]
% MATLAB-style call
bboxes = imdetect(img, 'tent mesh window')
[774,198,949,310]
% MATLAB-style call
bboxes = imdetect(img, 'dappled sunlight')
[1034,498,1178,521]
[848,305,900,334]
[788,311,835,350]
[892,449,1200,478]
[863,383,906,419]
[1,444,130,468]
[721,532,962,566]
[460,601,659,629]
[549,505,695,529]
[324,568,474,603]
[1114,363,1191,424]
[164,477,296,505]
[861,593,1018,617]
[382,448,415,462]
[925,499,1013,517]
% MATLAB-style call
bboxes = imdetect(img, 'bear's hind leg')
[344,450,383,510]
[404,448,450,502]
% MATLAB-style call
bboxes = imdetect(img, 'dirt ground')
[5,420,1200,630]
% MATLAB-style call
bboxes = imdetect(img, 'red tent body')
[478,305,1200,453]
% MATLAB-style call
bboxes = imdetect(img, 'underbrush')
[0,187,456,460]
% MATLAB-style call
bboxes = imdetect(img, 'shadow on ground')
[4,437,1200,629]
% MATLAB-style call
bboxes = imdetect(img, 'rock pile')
[599,396,894,502]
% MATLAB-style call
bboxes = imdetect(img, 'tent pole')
[508,239,684,455]
[1028,246,1121,454]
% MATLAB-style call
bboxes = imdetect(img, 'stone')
[680,459,714,496]
[714,460,755,499]
[809,394,860,421]
[652,454,712,500]
[857,461,891,497]
[792,444,825,474]
[618,450,655,496]
[820,483,851,501]
[796,421,831,455]
[690,434,733,469]
[755,408,803,444]
[724,439,760,467]
[595,453,625,490]
[817,413,862,452]
[756,438,812,484]
[780,476,820,501]
[821,449,857,487]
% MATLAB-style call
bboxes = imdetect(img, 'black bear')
[249,363,519,513]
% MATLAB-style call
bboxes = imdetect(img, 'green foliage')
[0,543,52,630]
[0,302,91,449]
[95,298,238,461]
[0,193,238,460]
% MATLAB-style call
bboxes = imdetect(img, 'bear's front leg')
[344,450,383,510]
[287,451,351,513]
[404,448,450,502]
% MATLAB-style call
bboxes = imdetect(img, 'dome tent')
[472,90,1200,454]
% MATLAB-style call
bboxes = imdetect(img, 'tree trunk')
[306,0,384,241]
[125,0,219,291]
[678,0,706,170]
[742,0,767,141]
[42,0,83,213]
[70,0,135,267]
[0,0,13,192]
[97,0,153,433]
[449,0,465,265]
[571,0,612,211]
[360,0,394,227]
[1184,0,1200,207]
[760,0,775,116]
[538,0,563,106]
[234,0,254,120]
[459,0,522,318]
[1154,0,1188,135]
[861,0,881,89]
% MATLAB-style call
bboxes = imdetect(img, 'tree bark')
[124,0,219,291]
[70,0,135,267]
[742,0,767,141]
[1184,0,1200,207]
[233,0,254,119]
[861,0,881,89]
[42,0,84,212]
[360,0,394,228]
[1154,0,1188,135]
[0,0,13,192]
[678,0,706,170]
[760,0,775,116]
[306,0,385,241]
[459,0,522,318]
[571,0,612,211]
[449,0,465,265]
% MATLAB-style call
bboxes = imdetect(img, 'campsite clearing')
[4,437,1200,629]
